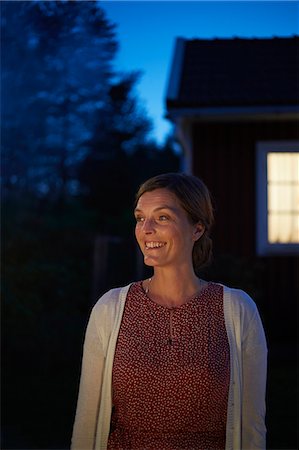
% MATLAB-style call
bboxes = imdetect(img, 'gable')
[166,36,299,110]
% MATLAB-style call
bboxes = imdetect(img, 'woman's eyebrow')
[134,205,178,214]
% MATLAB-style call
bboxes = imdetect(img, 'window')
[256,141,299,256]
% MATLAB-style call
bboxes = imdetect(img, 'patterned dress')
[107,281,230,450]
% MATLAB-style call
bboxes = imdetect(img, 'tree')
[78,71,153,230]
[1,1,118,200]
[1,4,180,448]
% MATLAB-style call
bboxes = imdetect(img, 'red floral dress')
[107,281,230,450]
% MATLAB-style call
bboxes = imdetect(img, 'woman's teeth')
[145,241,166,249]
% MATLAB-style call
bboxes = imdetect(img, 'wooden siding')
[192,120,298,256]
[192,120,298,341]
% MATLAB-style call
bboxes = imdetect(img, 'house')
[166,36,299,342]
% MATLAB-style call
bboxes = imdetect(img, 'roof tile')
[167,37,298,108]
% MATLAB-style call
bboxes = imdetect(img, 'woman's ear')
[193,223,205,241]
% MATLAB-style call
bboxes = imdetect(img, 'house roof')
[166,36,299,115]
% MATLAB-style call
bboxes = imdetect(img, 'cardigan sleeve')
[71,307,105,450]
[240,294,268,450]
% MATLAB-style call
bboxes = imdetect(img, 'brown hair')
[135,172,214,273]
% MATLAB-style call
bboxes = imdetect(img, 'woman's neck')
[144,267,205,308]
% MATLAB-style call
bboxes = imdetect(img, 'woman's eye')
[158,215,168,221]
[135,216,144,223]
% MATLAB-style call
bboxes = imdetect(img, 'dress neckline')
[137,280,213,311]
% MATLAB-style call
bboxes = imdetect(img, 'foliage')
[2,1,138,200]
[1,195,96,447]
[79,138,180,234]
[1,2,180,447]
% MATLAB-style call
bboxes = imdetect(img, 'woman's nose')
[142,218,155,233]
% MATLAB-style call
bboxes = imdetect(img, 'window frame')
[256,141,299,256]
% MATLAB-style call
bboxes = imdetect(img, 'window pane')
[267,152,299,244]
[268,185,299,213]
[268,152,299,182]
[268,213,299,243]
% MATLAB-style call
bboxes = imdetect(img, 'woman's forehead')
[135,188,180,210]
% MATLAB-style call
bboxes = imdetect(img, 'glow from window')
[267,152,299,243]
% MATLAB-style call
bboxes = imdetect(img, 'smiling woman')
[134,173,213,278]
[134,189,204,282]
[71,173,267,450]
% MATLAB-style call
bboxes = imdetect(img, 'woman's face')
[134,188,204,270]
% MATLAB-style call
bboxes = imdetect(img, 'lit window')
[256,142,299,256]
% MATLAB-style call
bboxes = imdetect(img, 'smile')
[145,241,166,249]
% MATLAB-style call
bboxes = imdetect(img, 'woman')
[71,173,267,450]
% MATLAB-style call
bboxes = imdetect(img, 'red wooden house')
[166,36,299,342]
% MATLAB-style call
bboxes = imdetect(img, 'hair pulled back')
[135,172,214,273]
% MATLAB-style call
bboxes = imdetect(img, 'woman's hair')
[135,172,214,273]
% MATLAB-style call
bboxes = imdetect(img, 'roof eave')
[166,38,186,101]
[166,105,299,122]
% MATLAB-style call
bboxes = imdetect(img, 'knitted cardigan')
[71,283,267,450]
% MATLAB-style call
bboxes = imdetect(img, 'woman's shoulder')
[87,283,133,334]
[220,284,267,348]
[93,282,133,310]
[214,282,259,318]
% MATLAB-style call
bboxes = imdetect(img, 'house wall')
[192,119,298,341]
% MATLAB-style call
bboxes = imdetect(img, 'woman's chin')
[144,255,154,266]
[144,254,161,266]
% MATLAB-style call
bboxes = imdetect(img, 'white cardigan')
[71,283,267,450]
